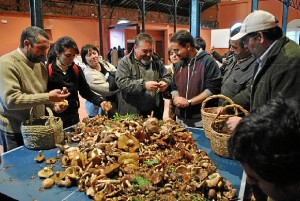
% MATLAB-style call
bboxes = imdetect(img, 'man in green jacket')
[226,10,300,201]
[0,26,70,152]
[115,33,172,119]
[227,10,300,130]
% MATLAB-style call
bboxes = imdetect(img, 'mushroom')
[206,173,222,188]
[56,176,72,187]
[45,158,56,164]
[34,150,45,163]
[42,178,55,189]
[118,153,139,166]
[104,163,120,177]
[117,134,139,153]
[38,167,53,178]
[65,166,83,181]
[144,117,160,133]
[51,171,66,184]
[94,192,105,201]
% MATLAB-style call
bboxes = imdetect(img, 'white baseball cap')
[231,10,279,41]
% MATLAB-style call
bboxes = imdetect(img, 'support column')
[173,0,178,33]
[29,0,44,29]
[190,0,200,38]
[251,0,258,12]
[282,0,290,34]
[142,0,145,32]
[97,0,103,55]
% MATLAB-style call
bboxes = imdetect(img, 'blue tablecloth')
[0,128,245,201]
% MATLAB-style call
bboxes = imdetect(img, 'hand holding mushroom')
[101,101,112,115]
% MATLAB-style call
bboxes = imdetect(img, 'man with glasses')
[170,30,221,128]
[115,33,172,119]
[0,26,70,152]
[227,10,300,129]
[221,25,256,110]
[225,10,300,201]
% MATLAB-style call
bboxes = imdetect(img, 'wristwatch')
[187,99,192,106]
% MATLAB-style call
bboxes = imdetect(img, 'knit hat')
[231,10,279,41]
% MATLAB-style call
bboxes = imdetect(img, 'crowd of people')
[0,9,299,201]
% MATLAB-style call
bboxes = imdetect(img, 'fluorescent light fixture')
[117,18,130,24]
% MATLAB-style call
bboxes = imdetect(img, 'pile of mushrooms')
[35,115,237,201]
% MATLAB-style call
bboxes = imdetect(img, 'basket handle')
[215,104,249,121]
[29,107,55,125]
[201,94,234,110]
[45,107,55,125]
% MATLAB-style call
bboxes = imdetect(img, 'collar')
[17,47,29,61]
[236,55,256,71]
[259,40,277,66]
[56,57,69,73]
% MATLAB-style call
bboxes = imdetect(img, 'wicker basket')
[21,107,64,150]
[201,95,235,139]
[210,104,249,158]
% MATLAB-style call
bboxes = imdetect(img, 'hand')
[157,81,168,92]
[144,81,160,92]
[101,101,112,115]
[210,45,215,53]
[226,116,242,131]
[49,89,70,102]
[173,96,189,108]
[53,101,68,113]
[61,87,68,94]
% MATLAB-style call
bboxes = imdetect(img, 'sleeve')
[211,51,223,63]
[115,58,145,95]
[158,61,172,86]
[77,67,104,106]
[204,57,222,95]
[84,69,116,97]
[231,81,251,109]
[0,60,49,110]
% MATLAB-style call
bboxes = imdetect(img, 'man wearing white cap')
[226,10,300,201]
[227,10,300,126]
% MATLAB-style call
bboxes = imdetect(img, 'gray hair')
[20,26,49,48]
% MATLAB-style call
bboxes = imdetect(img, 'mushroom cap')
[42,178,55,189]
[34,151,45,163]
[117,134,140,153]
[38,167,54,178]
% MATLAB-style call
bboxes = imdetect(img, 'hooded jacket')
[171,50,222,119]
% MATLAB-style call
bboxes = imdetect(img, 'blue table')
[0,128,245,201]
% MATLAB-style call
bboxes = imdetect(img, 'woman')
[163,47,181,121]
[81,44,118,118]
[47,36,107,128]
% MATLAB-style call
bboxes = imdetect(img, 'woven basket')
[210,104,249,158]
[201,95,235,139]
[21,107,64,150]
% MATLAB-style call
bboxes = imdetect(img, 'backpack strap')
[72,64,79,78]
[48,63,53,77]
[48,63,79,78]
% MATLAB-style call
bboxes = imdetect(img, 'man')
[221,25,256,110]
[226,10,300,201]
[0,26,70,152]
[115,33,172,119]
[170,30,221,127]
[227,10,300,130]
[228,97,300,201]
